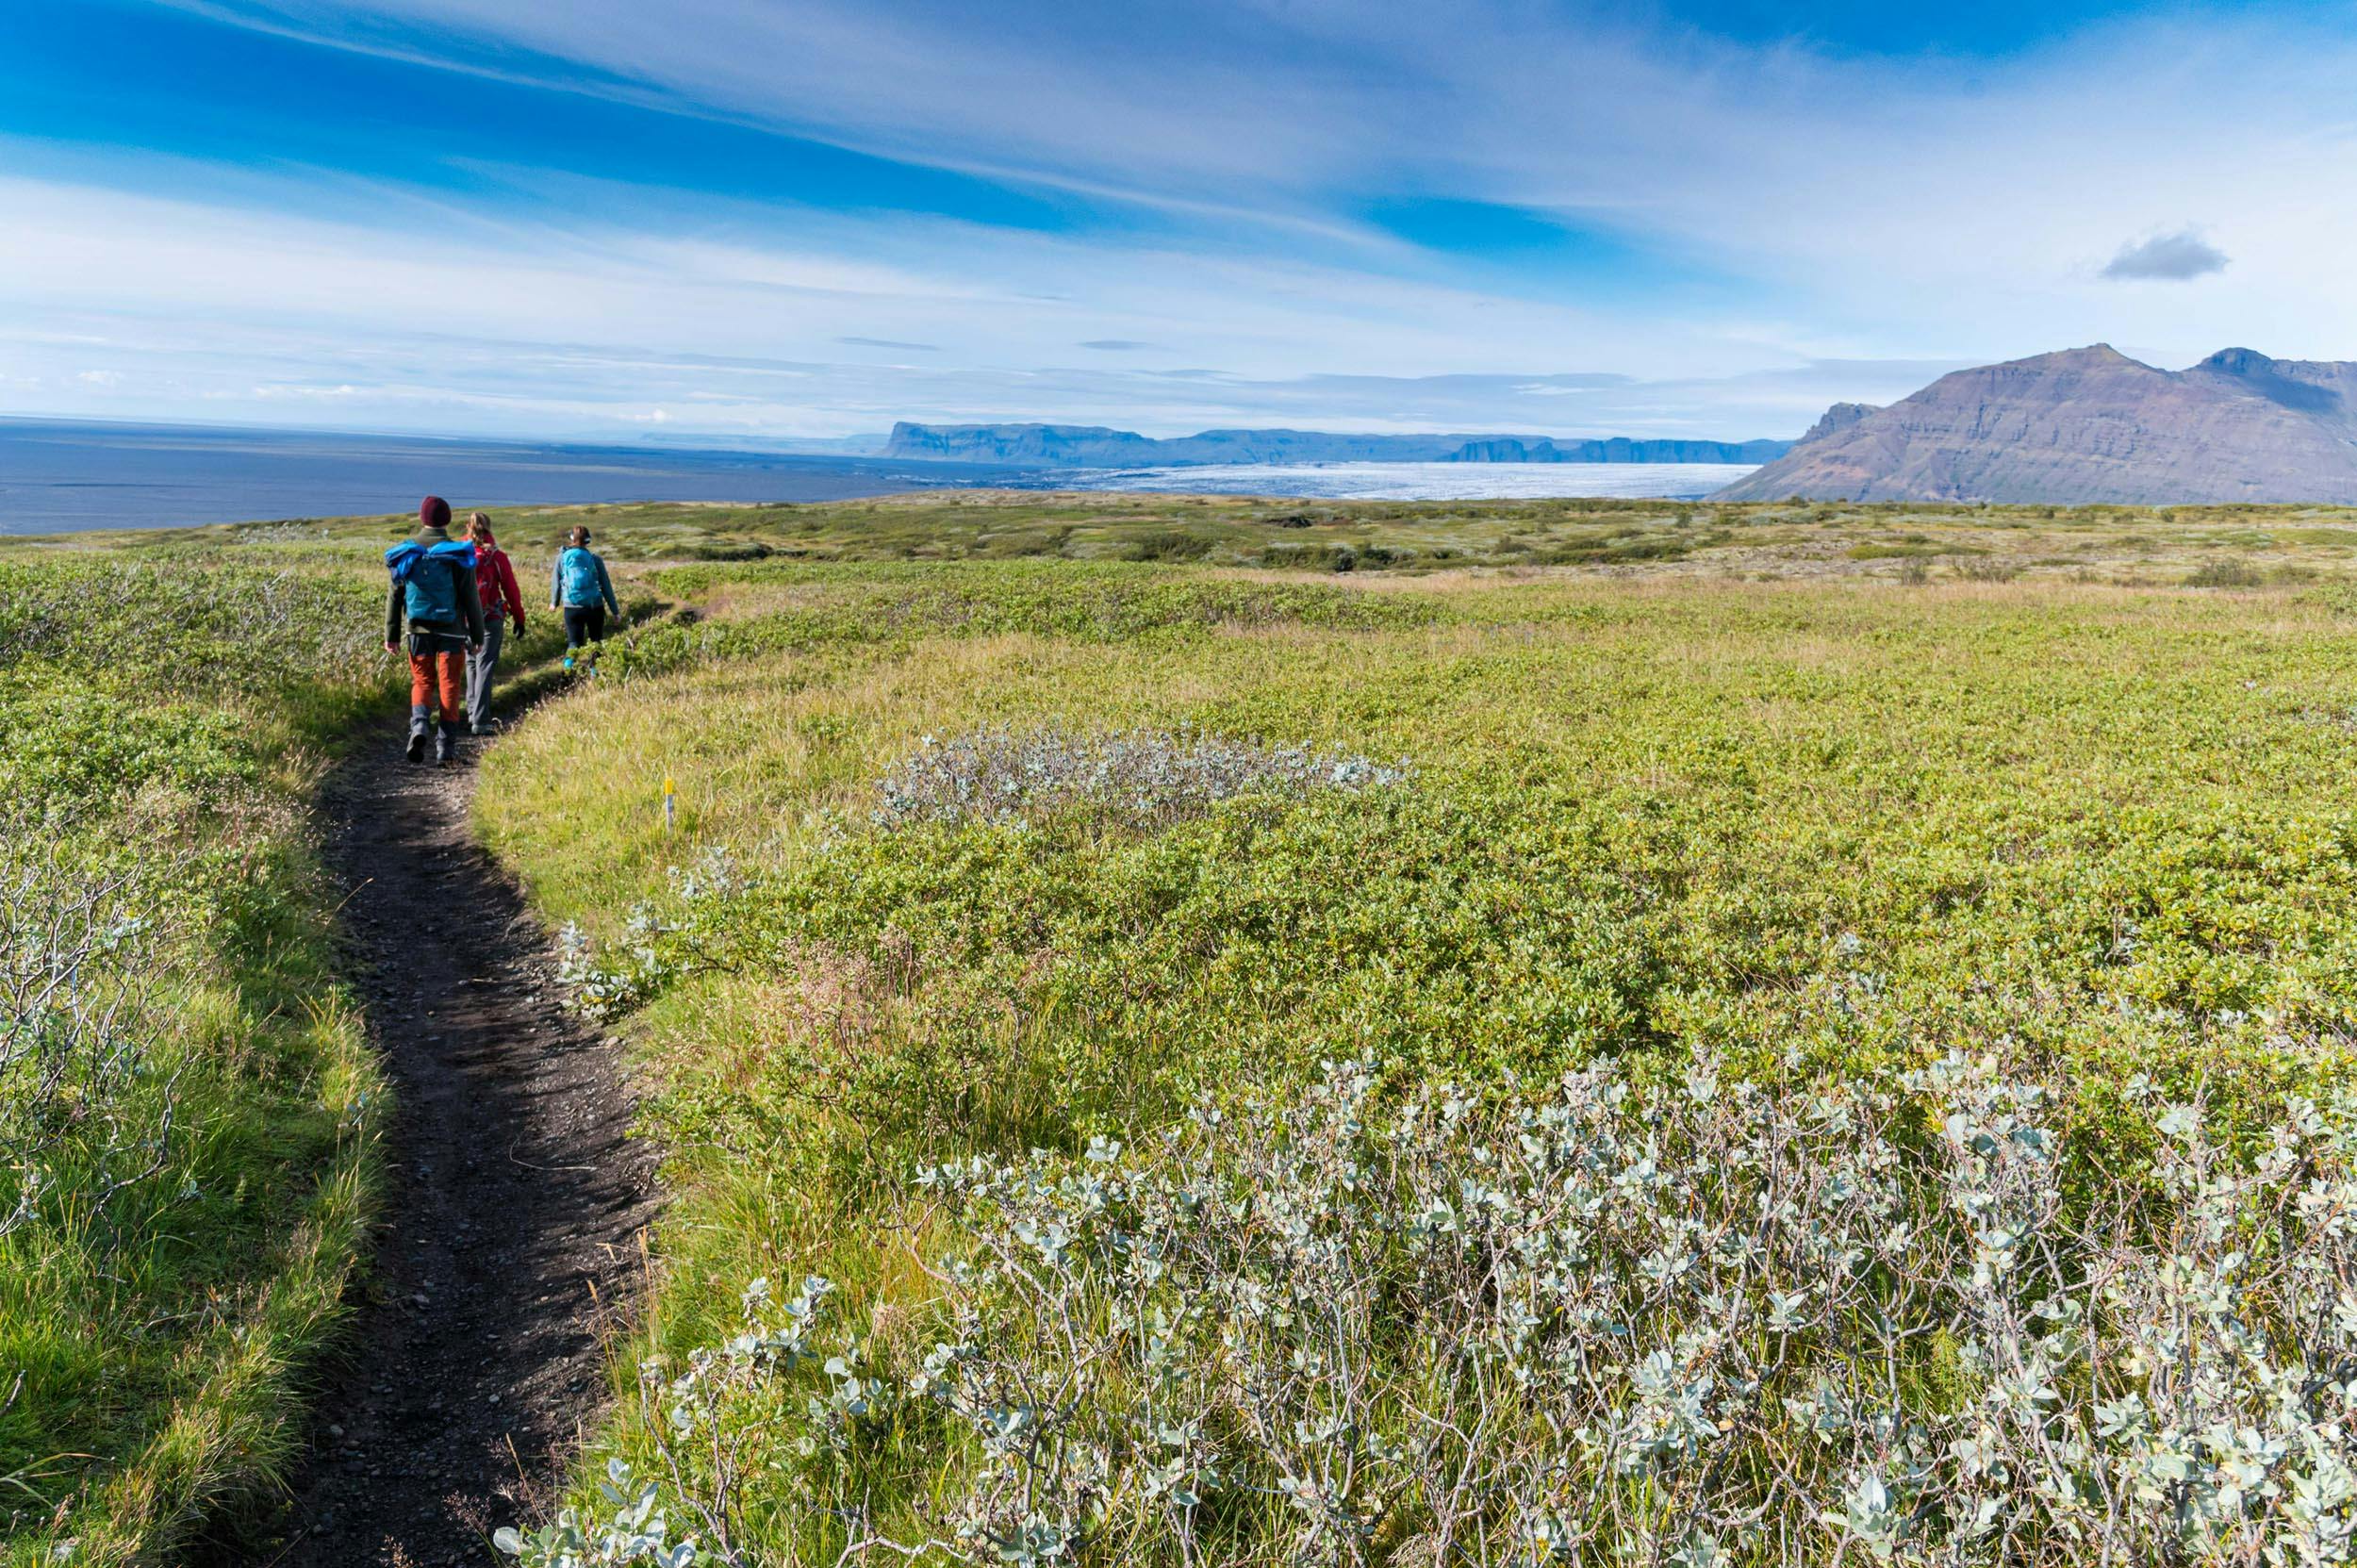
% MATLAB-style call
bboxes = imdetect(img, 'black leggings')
[562,606,606,649]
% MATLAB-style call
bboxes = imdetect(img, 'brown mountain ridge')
[1716,344,2357,504]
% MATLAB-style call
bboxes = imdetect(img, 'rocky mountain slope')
[883,421,1788,468]
[1717,346,2357,503]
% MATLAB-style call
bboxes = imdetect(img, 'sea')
[0,420,1759,534]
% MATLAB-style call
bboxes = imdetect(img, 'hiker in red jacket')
[464,512,527,734]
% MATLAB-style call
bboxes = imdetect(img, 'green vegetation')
[116,487,2357,584]
[13,490,2357,1563]
[0,551,390,1564]
[465,501,2357,1562]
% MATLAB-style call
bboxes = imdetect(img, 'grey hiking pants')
[466,617,506,731]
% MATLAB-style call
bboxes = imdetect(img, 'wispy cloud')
[11,3,2357,441]
[2102,228,2230,281]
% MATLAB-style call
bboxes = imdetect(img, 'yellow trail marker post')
[663,771,677,834]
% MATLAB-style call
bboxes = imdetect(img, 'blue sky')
[1,0,2351,442]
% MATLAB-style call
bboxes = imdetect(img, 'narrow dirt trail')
[218,719,658,1568]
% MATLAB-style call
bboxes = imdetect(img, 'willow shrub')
[504,1049,2357,1566]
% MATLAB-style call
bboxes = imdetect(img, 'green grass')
[0,551,392,1564]
[16,491,2357,1560]
[466,524,2357,1559]
[52,488,2357,584]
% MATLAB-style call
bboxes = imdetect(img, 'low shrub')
[610,566,1432,678]
[504,1050,2357,1566]
[0,836,176,1238]
[2186,558,2266,589]
[873,725,1408,830]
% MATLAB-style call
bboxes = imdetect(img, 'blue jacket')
[385,526,485,644]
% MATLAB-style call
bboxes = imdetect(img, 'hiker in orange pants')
[385,496,486,765]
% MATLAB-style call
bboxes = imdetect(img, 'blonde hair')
[468,511,494,542]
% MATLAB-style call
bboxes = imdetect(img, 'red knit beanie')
[420,495,452,530]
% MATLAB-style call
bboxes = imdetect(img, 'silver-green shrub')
[874,726,1407,829]
[502,1051,2357,1565]
[0,836,176,1236]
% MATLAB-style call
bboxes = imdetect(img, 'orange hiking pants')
[409,650,467,718]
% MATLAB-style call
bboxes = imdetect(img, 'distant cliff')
[882,421,1790,468]
[1716,347,2357,503]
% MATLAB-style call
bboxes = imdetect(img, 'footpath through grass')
[471,531,2357,1563]
[0,545,392,1564]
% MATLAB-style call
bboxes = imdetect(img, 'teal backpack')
[558,547,602,606]
[387,538,477,625]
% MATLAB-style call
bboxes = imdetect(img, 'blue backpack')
[558,547,603,606]
[387,538,477,625]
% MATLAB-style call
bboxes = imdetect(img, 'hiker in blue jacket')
[385,496,485,764]
[552,524,619,669]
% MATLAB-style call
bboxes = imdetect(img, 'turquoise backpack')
[387,539,477,624]
[558,547,603,606]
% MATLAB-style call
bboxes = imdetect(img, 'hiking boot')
[406,705,430,763]
[435,721,459,765]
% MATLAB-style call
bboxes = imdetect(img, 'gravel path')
[216,717,656,1567]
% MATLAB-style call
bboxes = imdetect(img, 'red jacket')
[477,545,527,627]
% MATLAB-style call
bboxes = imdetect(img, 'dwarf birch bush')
[506,1051,2357,1566]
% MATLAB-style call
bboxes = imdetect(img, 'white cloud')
[0,170,1849,437]
[25,4,2357,435]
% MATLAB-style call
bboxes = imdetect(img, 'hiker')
[385,495,485,764]
[465,512,526,734]
[552,523,618,669]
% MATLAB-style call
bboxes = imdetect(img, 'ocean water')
[0,420,1018,535]
[1038,461,1759,502]
[0,421,1760,534]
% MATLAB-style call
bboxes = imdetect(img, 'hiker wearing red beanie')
[384,495,484,764]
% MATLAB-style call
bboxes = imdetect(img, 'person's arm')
[496,553,526,627]
[598,556,618,617]
[550,553,563,610]
[387,581,404,650]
